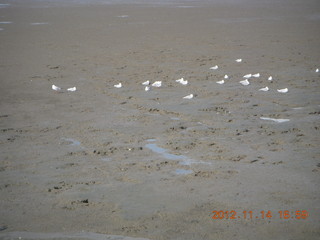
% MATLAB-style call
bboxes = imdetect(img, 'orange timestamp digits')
[211,210,309,220]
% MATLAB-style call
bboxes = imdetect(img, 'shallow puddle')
[30,22,49,25]
[175,169,193,175]
[145,143,187,161]
[145,140,211,165]
[146,138,156,142]
[170,117,180,120]
[260,117,290,123]
[180,159,211,166]
[61,137,81,146]
[101,157,112,162]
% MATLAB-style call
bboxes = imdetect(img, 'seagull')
[67,87,76,92]
[252,73,260,78]
[142,80,150,85]
[268,76,273,81]
[210,65,218,70]
[52,84,61,91]
[183,94,194,99]
[259,86,269,91]
[243,74,252,78]
[152,81,162,87]
[180,79,188,85]
[145,86,151,91]
[236,59,242,62]
[316,68,319,73]
[114,83,122,88]
[176,78,188,85]
[216,80,224,84]
[240,79,250,86]
[277,88,288,93]
[224,75,229,79]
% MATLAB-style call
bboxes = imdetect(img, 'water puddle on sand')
[145,143,187,161]
[175,169,193,175]
[145,139,211,167]
[180,159,211,166]
[146,138,156,142]
[101,157,112,162]
[0,4,10,8]
[170,117,180,120]
[260,117,290,123]
[30,22,49,25]
[176,6,196,8]
[61,137,81,146]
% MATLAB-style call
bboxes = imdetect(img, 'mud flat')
[0,0,319,239]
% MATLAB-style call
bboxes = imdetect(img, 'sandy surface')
[0,0,320,239]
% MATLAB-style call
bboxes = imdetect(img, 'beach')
[0,0,320,239]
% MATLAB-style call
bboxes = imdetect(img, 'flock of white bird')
[51,60,319,104]
[209,60,290,93]
[110,58,319,100]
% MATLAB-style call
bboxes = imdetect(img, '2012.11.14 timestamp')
[211,210,309,220]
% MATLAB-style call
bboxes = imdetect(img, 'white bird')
[240,79,250,86]
[216,80,224,85]
[252,73,260,78]
[142,80,150,85]
[316,68,319,73]
[152,81,162,87]
[277,88,288,93]
[114,83,122,88]
[52,84,61,91]
[259,86,269,91]
[67,87,76,92]
[236,59,242,62]
[243,74,252,78]
[210,65,218,70]
[268,76,273,81]
[180,80,188,85]
[224,75,229,79]
[145,86,150,91]
[176,78,188,85]
[183,94,194,99]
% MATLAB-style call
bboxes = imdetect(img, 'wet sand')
[0,0,320,239]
